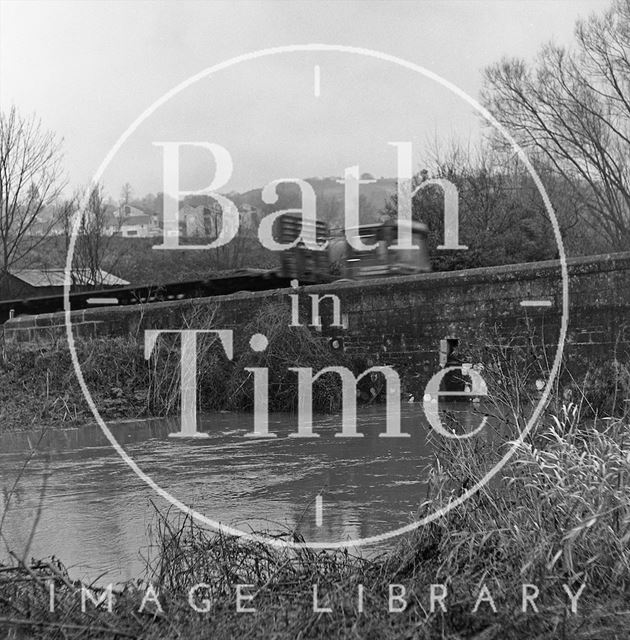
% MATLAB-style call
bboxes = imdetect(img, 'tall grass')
[226,303,356,413]
[1,393,628,638]
[0,301,354,432]
[423,406,630,629]
[1,317,628,637]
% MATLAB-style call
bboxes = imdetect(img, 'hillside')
[198,176,397,226]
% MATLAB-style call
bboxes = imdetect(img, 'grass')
[0,301,356,433]
[1,316,629,637]
[1,397,628,639]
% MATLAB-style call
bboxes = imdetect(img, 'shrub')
[225,302,356,413]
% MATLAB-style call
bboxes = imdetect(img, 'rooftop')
[11,269,129,287]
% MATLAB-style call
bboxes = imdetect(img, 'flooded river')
[0,404,479,584]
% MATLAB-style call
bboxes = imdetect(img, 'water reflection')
[0,403,487,584]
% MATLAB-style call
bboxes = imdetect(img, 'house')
[118,214,153,237]
[181,202,262,238]
[182,204,212,237]
[0,269,129,299]
[105,204,160,237]
[115,204,144,219]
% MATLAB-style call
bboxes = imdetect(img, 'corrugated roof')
[11,269,129,287]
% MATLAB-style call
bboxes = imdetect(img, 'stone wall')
[4,252,630,396]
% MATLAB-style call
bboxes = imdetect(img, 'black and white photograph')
[0,1,628,638]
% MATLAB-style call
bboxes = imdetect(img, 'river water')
[0,404,479,584]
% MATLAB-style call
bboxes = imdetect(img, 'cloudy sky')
[0,0,609,198]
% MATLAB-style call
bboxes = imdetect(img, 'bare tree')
[120,182,132,206]
[201,206,252,271]
[481,0,630,250]
[381,139,568,269]
[0,106,64,274]
[69,184,124,286]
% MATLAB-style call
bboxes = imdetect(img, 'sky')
[0,0,611,200]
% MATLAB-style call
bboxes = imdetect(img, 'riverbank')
[1,408,629,639]
[2,301,630,636]
[0,302,362,433]
[3,293,629,433]
[0,335,146,432]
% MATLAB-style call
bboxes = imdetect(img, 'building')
[117,213,154,237]
[0,269,129,299]
[182,204,213,238]
[105,204,160,237]
[181,202,262,238]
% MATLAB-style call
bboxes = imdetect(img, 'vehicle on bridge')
[326,219,431,280]
[0,216,432,322]
[276,214,431,281]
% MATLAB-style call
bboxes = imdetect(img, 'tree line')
[1,0,629,285]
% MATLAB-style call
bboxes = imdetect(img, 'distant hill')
[133,176,397,227]
[229,176,397,226]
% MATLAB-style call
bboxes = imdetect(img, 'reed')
[1,318,629,637]
[1,392,628,639]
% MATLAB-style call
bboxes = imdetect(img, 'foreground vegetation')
[2,298,628,435]
[1,404,629,639]
[0,302,362,433]
[1,300,629,637]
